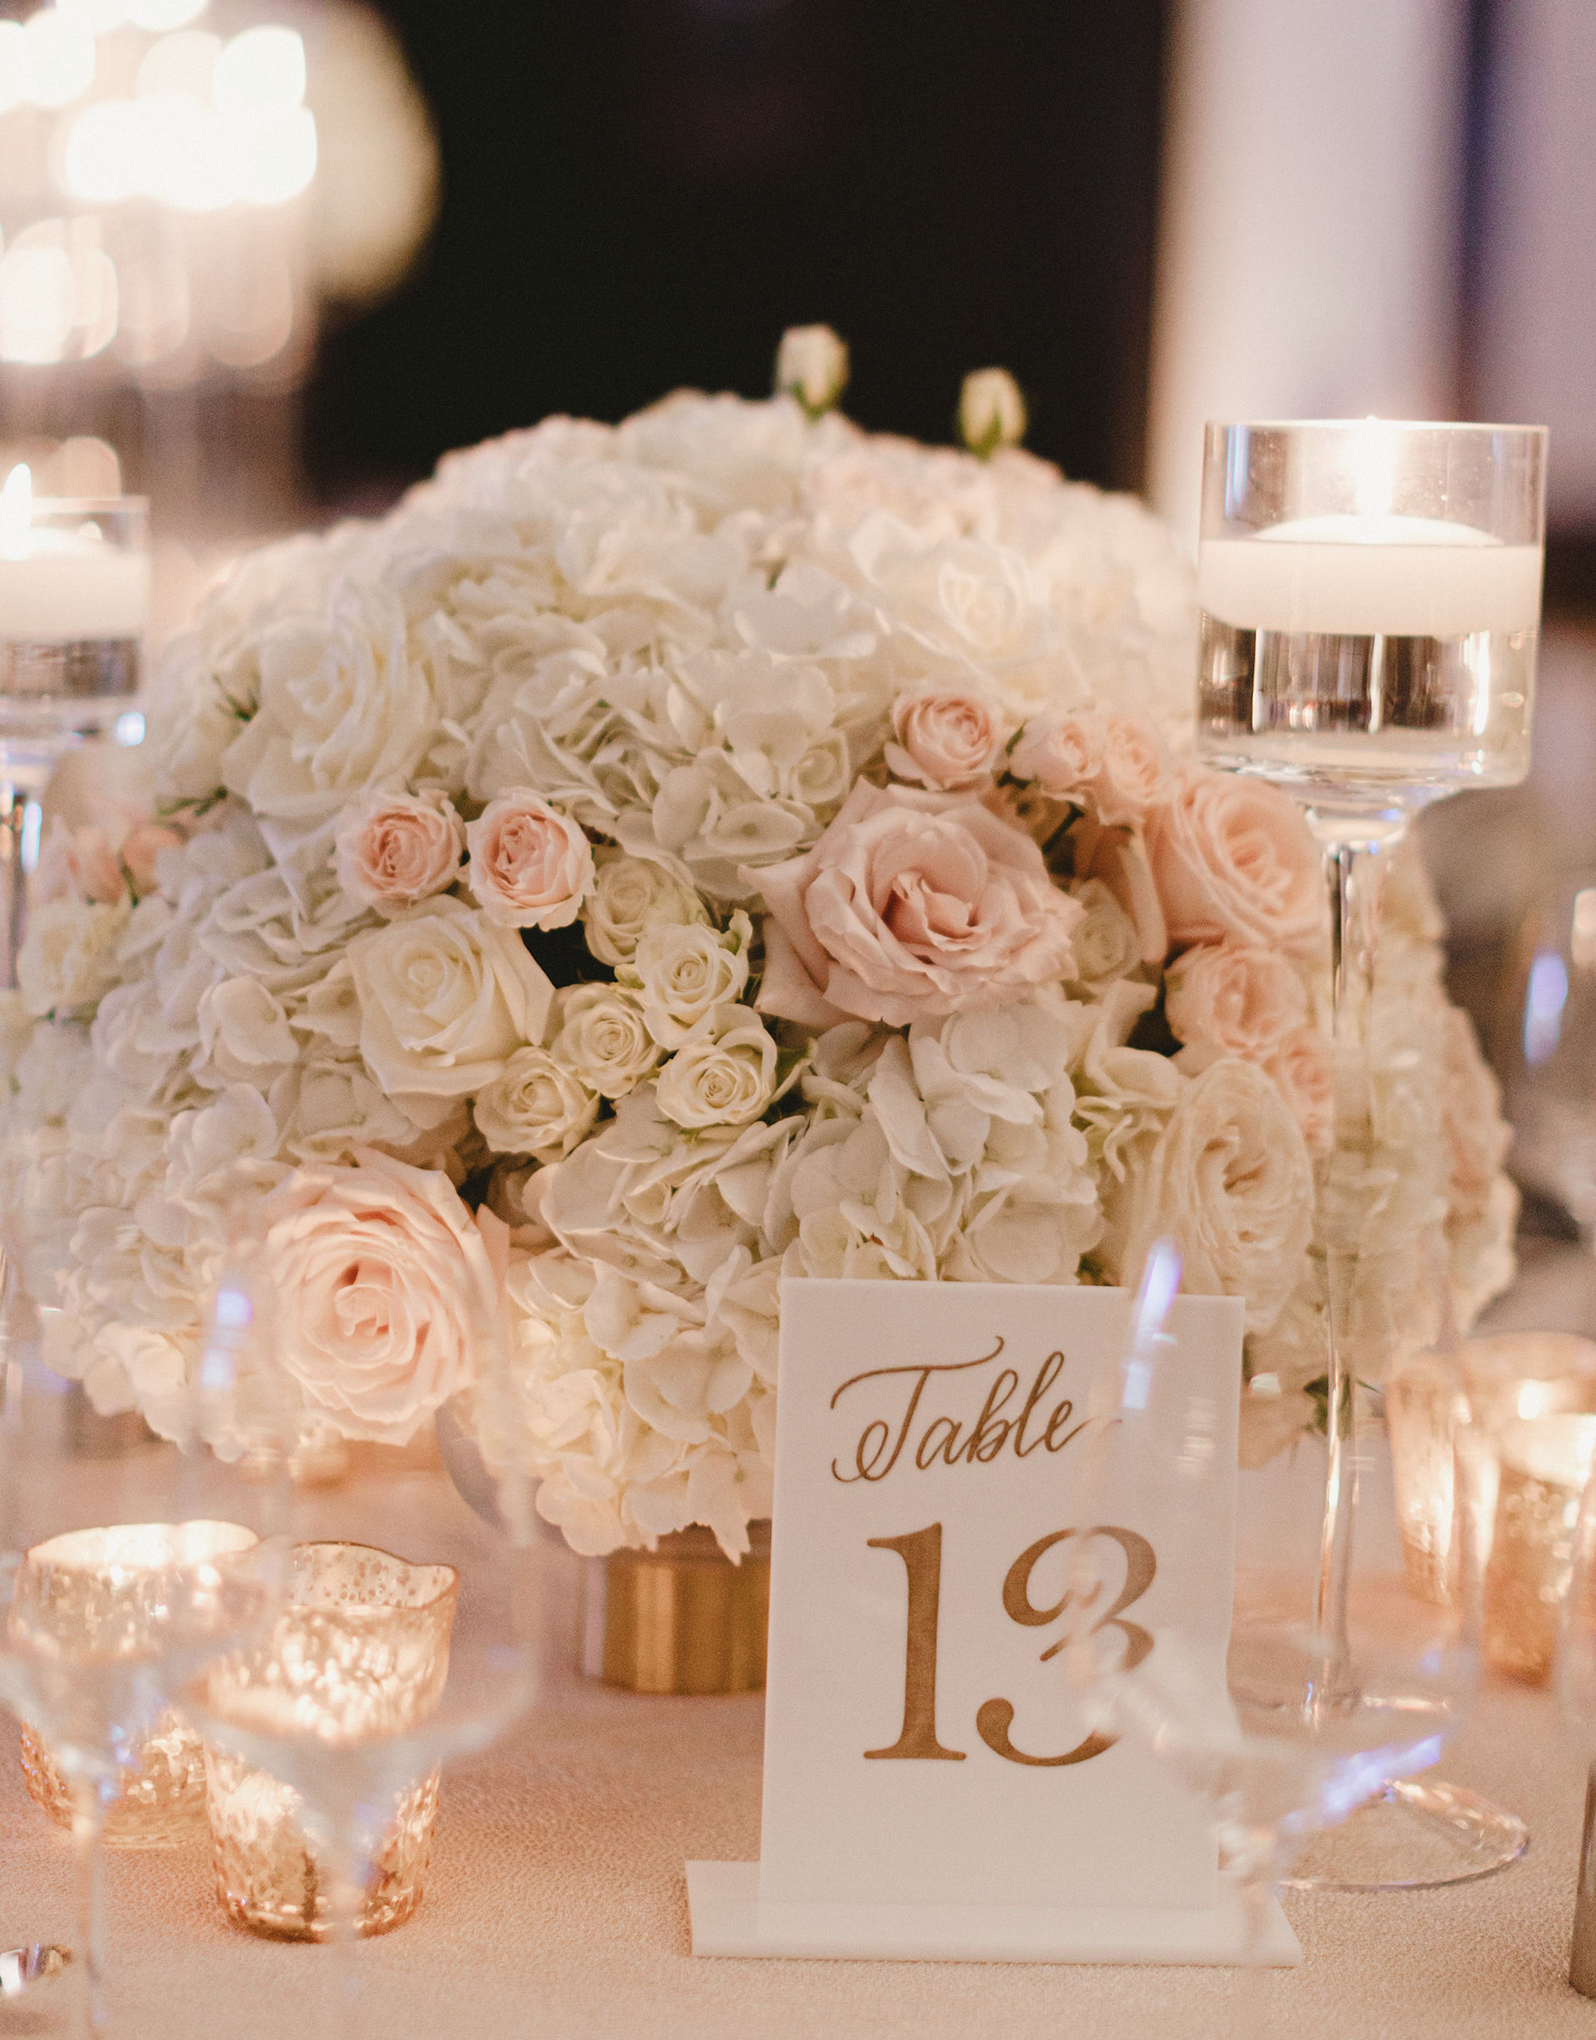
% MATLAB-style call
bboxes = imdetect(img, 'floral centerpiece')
[0,335,1515,1560]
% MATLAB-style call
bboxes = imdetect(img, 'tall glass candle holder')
[0,467,150,986]
[1198,418,1547,1890]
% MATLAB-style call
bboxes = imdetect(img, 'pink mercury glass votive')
[200,1540,458,1940]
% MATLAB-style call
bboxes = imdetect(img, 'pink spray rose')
[335,789,465,914]
[1147,763,1324,956]
[752,779,1083,1028]
[32,820,124,908]
[119,820,184,896]
[261,1149,503,1442]
[467,787,594,931]
[1265,1024,1334,1154]
[886,689,1006,791]
[1010,708,1168,828]
[1164,942,1310,1060]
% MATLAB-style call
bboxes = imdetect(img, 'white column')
[1145,0,1470,551]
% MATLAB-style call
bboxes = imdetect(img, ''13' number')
[864,1521,1155,1767]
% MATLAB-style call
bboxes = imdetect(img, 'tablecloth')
[3,1444,1594,2040]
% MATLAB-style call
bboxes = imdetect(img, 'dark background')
[307,0,1168,501]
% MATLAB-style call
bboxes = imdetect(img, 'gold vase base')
[587,1523,770,1695]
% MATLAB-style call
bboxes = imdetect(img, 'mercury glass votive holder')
[14,1521,259,1847]
[1484,1413,1596,1683]
[1388,1332,1596,1604]
[202,1541,458,1941]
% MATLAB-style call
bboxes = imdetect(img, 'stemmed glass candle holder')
[0,465,149,985]
[1198,418,1547,1888]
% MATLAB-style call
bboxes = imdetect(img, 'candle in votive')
[0,466,149,738]
[1196,418,1545,795]
[1198,515,1544,640]
[1388,1332,1596,1605]
[199,1541,457,1940]
[1484,1413,1596,1683]
[13,1521,259,1847]
[0,468,149,643]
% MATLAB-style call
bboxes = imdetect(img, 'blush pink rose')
[1009,711,1099,798]
[1011,708,1169,828]
[262,1149,503,1443]
[335,789,465,915]
[751,779,1084,1028]
[32,820,124,908]
[1147,763,1324,957]
[886,690,1006,790]
[466,788,594,931]
[1163,942,1310,1060]
[119,820,184,896]
[1266,1024,1334,1155]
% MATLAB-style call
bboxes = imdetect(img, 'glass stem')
[0,776,35,991]
[1238,1871,1275,2040]
[70,1779,108,2040]
[319,1833,365,2040]
[1315,831,1396,1677]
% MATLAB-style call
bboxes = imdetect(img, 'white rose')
[582,850,707,967]
[346,895,554,1125]
[624,912,752,1047]
[1106,1056,1314,1335]
[473,1046,600,1160]
[656,1007,781,1129]
[17,898,129,1017]
[553,983,661,1098]
[774,324,849,415]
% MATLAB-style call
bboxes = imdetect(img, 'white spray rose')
[553,983,661,1098]
[959,368,1028,459]
[1067,879,1143,996]
[656,1006,782,1129]
[473,1046,600,1160]
[582,850,707,967]
[624,911,752,1047]
[774,324,849,415]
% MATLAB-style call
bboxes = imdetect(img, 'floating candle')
[0,466,149,645]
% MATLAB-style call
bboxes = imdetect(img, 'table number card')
[687,1278,1300,1966]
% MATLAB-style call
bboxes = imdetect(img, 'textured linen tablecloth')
[1,1454,1591,2040]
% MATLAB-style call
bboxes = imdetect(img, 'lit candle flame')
[0,463,32,561]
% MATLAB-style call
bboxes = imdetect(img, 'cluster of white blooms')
[0,352,1517,1556]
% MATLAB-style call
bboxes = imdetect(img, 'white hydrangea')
[4,379,1512,1562]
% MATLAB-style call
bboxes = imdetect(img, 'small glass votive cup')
[201,1541,458,1941]
[1388,1332,1596,1604]
[1485,1413,1596,1682]
[14,1521,258,1847]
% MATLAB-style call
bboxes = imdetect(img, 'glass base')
[1282,1777,1528,1892]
